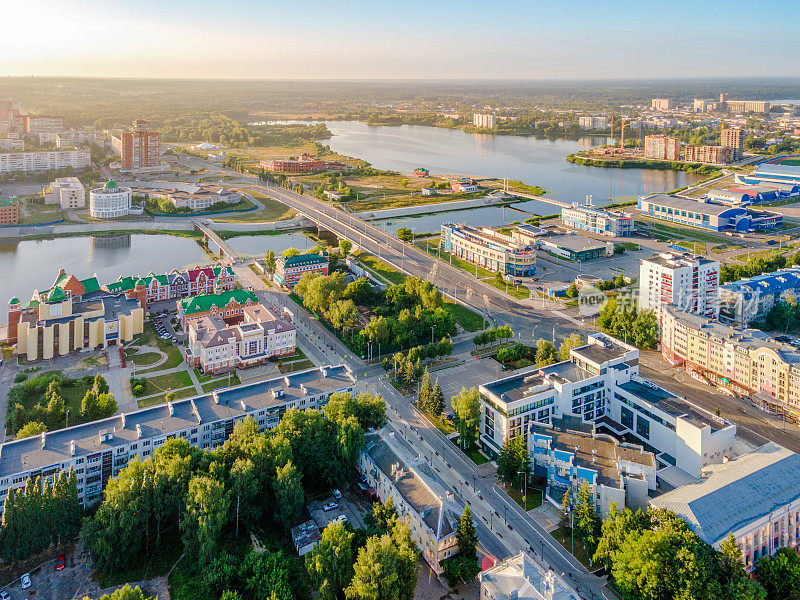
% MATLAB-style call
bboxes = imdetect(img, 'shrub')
[13,373,27,383]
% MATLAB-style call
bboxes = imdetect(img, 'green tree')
[418,368,432,413]
[265,249,277,274]
[324,391,386,431]
[16,421,47,439]
[229,457,259,536]
[429,378,445,417]
[757,547,800,600]
[306,521,355,600]
[364,497,398,537]
[497,435,528,483]
[573,482,601,556]
[274,460,304,530]
[456,505,478,560]
[328,299,359,332]
[535,339,557,366]
[558,333,583,361]
[93,374,110,396]
[282,247,300,258]
[593,503,650,571]
[346,522,419,600]
[396,228,413,242]
[84,583,154,600]
[182,474,230,566]
[451,387,479,448]
[565,282,579,298]
[339,239,353,257]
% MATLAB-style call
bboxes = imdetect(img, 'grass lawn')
[18,198,66,225]
[551,525,597,571]
[354,251,407,285]
[451,438,489,465]
[213,190,295,223]
[132,322,185,372]
[442,300,485,332]
[129,352,162,367]
[500,480,543,511]
[201,373,241,393]
[138,370,193,396]
[6,370,93,430]
[278,359,315,374]
[137,386,197,408]
[422,245,529,300]
[347,190,485,212]
[426,413,456,435]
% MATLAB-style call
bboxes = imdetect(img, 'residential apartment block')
[478,333,735,484]
[0,148,90,173]
[23,114,65,135]
[650,442,800,571]
[638,252,720,319]
[117,120,165,174]
[0,197,19,225]
[187,303,296,375]
[720,128,743,160]
[651,98,675,111]
[644,135,681,161]
[440,223,536,277]
[561,204,634,237]
[480,552,579,600]
[578,116,608,130]
[661,305,800,419]
[725,100,770,114]
[44,177,85,209]
[0,365,355,508]
[360,428,461,574]
[531,416,657,516]
[473,113,496,128]
[719,268,800,326]
[684,145,733,165]
[274,253,330,288]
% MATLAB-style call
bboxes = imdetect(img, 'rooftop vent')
[273,388,285,399]
[167,402,174,417]
[40,431,46,449]
[99,429,114,443]
[136,424,143,439]
[321,367,327,378]
[70,440,76,456]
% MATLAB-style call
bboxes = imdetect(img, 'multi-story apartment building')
[478,332,735,481]
[440,223,536,277]
[360,428,461,574]
[274,253,330,288]
[684,145,734,165]
[578,116,608,130]
[258,153,325,173]
[23,115,65,135]
[0,137,24,151]
[650,442,800,571]
[44,177,85,209]
[480,552,579,600]
[638,252,720,319]
[720,127,743,160]
[725,100,770,114]
[561,204,634,237]
[118,120,165,174]
[719,268,800,326]
[178,289,259,331]
[693,99,709,112]
[0,148,90,173]
[531,416,657,516]
[187,303,296,375]
[8,270,144,361]
[644,135,682,161]
[651,98,675,111]
[661,305,800,419]
[0,197,19,225]
[0,365,355,508]
[473,113,496,129]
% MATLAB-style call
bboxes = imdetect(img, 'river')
[0,232,313,303]
[322,121,701,204]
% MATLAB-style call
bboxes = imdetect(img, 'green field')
[775,157,800,166]
[138,370,194,397]
[212,190,295,223]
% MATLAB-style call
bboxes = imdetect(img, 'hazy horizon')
[4,0,799,80]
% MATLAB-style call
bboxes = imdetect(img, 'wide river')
[323,121,701,204]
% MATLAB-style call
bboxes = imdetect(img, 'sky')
[3,0,799,79]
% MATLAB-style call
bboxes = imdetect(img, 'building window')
[621,406,634,430]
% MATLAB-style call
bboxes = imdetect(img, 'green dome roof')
[9,297,19,305]
[47,287,66,303]
[136,278,147,286]
[104,179,118,190]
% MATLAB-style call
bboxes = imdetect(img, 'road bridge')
[192,220,240,263]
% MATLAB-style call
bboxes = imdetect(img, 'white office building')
[561,204,634,237]
[478,333,736,485]
[638,252,720,319]
[650,442,800,571]
[89,180,132,219]
[0,148,91,173]
[44,177,86,209]
[0,365,355,509]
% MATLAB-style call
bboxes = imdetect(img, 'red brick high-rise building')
[120,120,162,173]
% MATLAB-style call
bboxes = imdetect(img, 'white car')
[20,573,31,589]
[332,489,342,499]
[335,514,348,524]
[323,501,339,512]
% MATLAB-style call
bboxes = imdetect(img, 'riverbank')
[566,153,722,177]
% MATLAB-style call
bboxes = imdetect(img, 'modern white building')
[187,303,296,375]
[480,552,581,600]
[89,179,132,219]
[132,182,242,212]
[561,204,634,237]
[479,333,736,486]
[0,364,355,508]
[473,113,496,129]
[360,427,461,575]
[0,148,91,173]
[638,252,720,319]
[440,223,536,277]
[578,116,608,130]
[44,177,86,209]
[650,442,800,571]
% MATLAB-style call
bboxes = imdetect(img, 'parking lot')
[148,305,187,344]
[432,357,505,411]
[308,486,371,531]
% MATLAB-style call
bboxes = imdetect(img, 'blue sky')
[3,0,799,78]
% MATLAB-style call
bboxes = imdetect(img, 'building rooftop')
[540,234,607,252]
[720,267,800,298]
[0,197,18,208]
[364,427,460,540]
[480,552,580,600]
[180,289,258,316]
[0,364,354,479]
[650,443,800,545]
[279,253,329,268]
[641,194,743,217]
[753,163,800,178]
[641,251,719,269]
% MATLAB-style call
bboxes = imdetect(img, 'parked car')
[20,573,31,589]
[1,589,12,600]
[332,489,342,499]
[335,514,348,523]
[55,554,65,571]
[323,501,339,512]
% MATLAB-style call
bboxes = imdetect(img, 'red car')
[55,554,65,571]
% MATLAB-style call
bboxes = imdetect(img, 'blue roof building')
[719,267,800,325]
[638,194,782,231]
[736,162,800,188]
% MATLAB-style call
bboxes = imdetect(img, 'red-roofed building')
[258,153,325,173]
